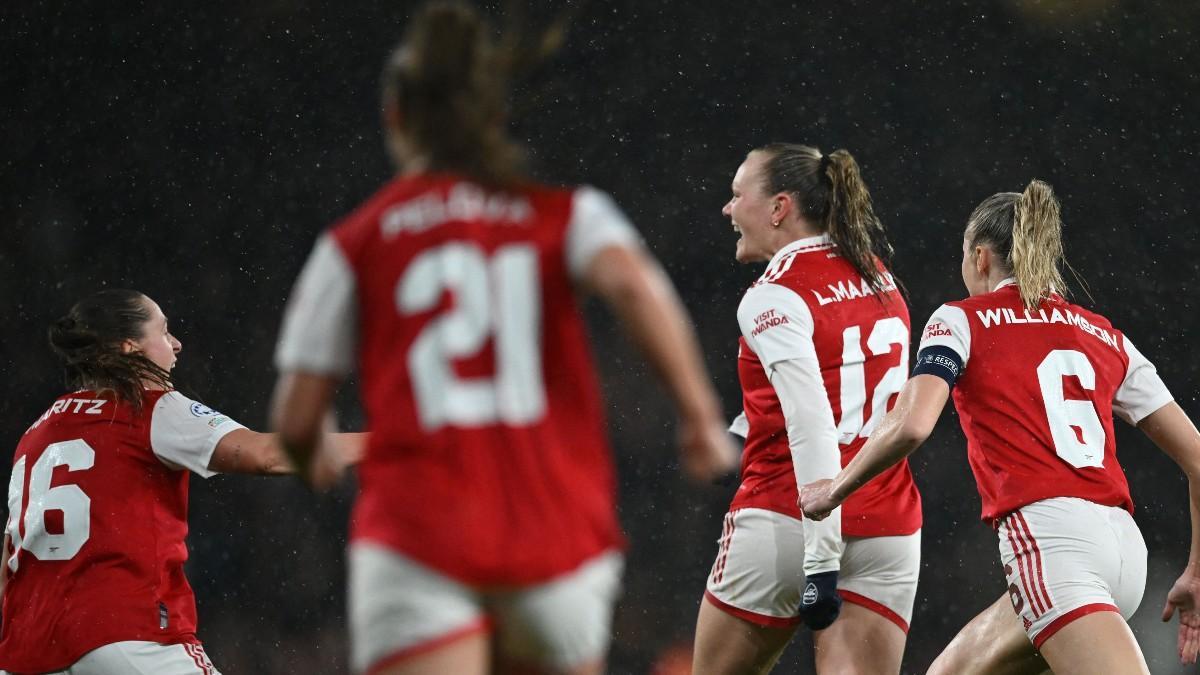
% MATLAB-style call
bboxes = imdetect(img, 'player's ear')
[121,339,139,355]
[771,193,793,223]
[382,100,403,135]
[974,245,991,277]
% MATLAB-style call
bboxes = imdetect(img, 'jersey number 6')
[6,439,95,571]
[1036,349,1106,468]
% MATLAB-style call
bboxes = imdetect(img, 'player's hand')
[799,479,841,521]
[307,433,363,491]
[1162,568,1200,664]
[678,417,739,484]
[799,571,842,630]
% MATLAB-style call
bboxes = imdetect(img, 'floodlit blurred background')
[3,0,1199,671]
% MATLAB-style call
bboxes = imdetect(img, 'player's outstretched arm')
[269,372,342,486]
[581,245,738,483]
[1136,402,1200,665]
[210,413,363,486]
[801,374,948,521]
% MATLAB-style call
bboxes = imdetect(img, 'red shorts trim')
[702,590,802,629]
[1032,603,1120,649]
[365,619,491,674]
[839,589,909,634]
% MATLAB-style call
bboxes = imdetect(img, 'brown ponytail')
[48,289,172,413]
[383,1,571,189]
[966,179,1077,311]
[756,143,899,296]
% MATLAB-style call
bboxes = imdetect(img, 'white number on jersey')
[397,242,546,431]
[836,317,909,444]
[1036,349,1106,468]
[6,439,95,572]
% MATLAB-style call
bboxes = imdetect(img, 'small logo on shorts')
[802,582,818,606]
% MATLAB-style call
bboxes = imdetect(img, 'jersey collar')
[767,234,834,268]
[994,277,1017,291]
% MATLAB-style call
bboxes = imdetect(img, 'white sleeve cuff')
[150,393,246,478]
[565,186,643,278]
[1113,337,1174,425]
[275,234,358,376]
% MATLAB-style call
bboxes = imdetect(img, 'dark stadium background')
[3,1,1199,672]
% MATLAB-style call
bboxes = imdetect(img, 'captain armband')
[912,345,964,389]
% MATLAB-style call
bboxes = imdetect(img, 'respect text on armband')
[917,351,960,378]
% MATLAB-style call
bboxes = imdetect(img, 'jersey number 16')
[6,439,94,572]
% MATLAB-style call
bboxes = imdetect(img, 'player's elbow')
[893,416,934,451]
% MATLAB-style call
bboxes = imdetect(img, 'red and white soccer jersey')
[733,235,923,537]
[915,279,1173,521]
[1,389,241,673]
[275,175,640,586]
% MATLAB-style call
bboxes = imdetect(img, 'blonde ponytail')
[1010,180,1066,310]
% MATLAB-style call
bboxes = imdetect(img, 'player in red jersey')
[801,180,1200,673]
[0,289,359,675]
[267,4,737,675]
[693,144,922,675]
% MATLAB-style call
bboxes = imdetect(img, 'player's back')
[943,283,1134,520]
[736,237,921,536]
[2,390,197,673]
[328,174,624,585]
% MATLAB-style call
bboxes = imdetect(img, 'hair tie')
[819,153,833,173]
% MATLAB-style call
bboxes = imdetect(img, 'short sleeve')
[1113,337,1173,425]
[912,304,971,386]
[736,283,816,370]
[729,411,749,438]
[274,234,358,376]
[150,392,246,478]
[564,186,643,279]
[916,304,971,363]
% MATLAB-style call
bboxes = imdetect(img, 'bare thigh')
[1037,611,1148,675]
[813,603,906,675]
[692,595,798,675]
[927,595,1048,675]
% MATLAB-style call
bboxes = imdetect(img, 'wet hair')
[966,179,1073,310]
[382,1,558,189]
[753,143,899,296]
[48,289,172,412]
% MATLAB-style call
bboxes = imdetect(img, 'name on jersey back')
[381,184,533,238]
[975,306,1118,350]
[26,397,109,433]
[810,272,898,306]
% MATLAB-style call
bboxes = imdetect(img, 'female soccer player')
[801,179,1200,674]
[693,144,922,675]
[268,3,738,674]
[0,289,358,675]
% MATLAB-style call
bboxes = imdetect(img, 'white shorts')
[348,542,623,674]
[996,497,1147,648]
[704,508,920,632]
[7,641,221,675]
